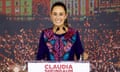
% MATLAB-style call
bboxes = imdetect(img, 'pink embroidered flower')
[64,41,72,52]
[44,29,54,39]
[46,42,53,49]
[65,30,75,40]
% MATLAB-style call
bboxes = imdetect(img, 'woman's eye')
[52,12,64,16]
[53,13,57,16]
[60,13,63,16]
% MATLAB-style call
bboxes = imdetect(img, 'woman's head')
[51,2,67,14]
[50,2,68,27]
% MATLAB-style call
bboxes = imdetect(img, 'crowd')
[0,16,120,72]
[81,21,120,72]
[0,28,41,71]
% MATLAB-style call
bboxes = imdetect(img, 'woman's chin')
[54,23,64,27]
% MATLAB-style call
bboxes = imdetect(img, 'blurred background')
[0,0,120,72]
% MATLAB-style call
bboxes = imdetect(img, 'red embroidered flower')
[65,29,75,40]
[44,29,54,39]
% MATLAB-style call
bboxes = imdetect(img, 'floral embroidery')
[44,28,54,40]
[64,28,76,40]
[44,28,77,60]
[64,41,72,52]
[46,42,53,52]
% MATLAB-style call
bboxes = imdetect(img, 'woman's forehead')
[52,6,65,13]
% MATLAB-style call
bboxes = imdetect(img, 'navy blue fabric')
[36,28,84,61]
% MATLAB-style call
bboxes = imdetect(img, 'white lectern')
[28,61,90,72]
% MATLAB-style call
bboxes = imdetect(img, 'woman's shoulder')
[42,28,54,37]
[42,28,53,33]
[68,27,78,33]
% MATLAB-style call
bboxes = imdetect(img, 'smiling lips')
[55,18,62,23]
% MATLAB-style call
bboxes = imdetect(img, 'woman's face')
[50,6,67,27]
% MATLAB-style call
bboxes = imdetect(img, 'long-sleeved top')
[36,27,84,61]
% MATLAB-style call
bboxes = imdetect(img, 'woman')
[36,2,84,61]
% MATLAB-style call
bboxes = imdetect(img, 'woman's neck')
[53,25,68,35]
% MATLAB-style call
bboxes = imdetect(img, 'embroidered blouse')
[36,27,84,61]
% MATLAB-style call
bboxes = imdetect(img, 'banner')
[28,61,90,72]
